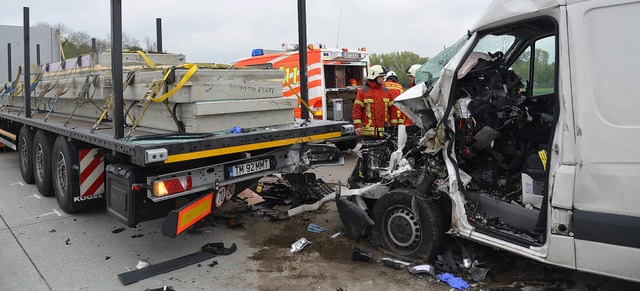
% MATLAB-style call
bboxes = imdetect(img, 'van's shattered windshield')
[415,34,517,86]
[415,35,469,86]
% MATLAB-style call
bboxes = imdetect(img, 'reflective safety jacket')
[353,81,393,138]
[383,81,410,126]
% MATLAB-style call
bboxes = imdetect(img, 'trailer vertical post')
[36,44,40,65]
[23,7,31,118]
[91,38,97,53]
[156,18,163,53]
[297,0,309,120]
[6,43,10,82]
[110,0,124,139]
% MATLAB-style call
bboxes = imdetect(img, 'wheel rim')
[385,206,421,253]
[55,152,67,198]
[35,143,45,182]
[20,137,28,171]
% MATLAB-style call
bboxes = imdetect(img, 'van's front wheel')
[371,189,444,260]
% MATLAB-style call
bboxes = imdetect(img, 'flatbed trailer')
[0,58,350,238]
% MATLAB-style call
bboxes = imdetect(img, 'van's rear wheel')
[33,130,54,196]
[52,136,81,213]
[371,188,444,260]
[18,125,35,184]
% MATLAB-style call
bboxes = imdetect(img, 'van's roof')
[471,0,574,32]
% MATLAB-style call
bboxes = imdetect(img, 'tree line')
[35,22,157,59]
[369,51,428,87]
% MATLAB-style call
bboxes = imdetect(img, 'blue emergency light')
[251,49,264,57]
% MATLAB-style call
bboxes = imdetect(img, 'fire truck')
[233,44,370,123]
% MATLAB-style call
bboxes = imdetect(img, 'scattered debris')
[290,238,311,253]
[118,243,237,286]
[207,261,218,267]
[409,264,436,277]
[65,238,71,245]
[336,191,374,242]
[49,229,56,233]
[381,258,411,269]
[237,188,265,206]
[437,273,469,290]
[131,234,144,238]
[352,247,374,263]
[197,264,202,267]
[307,223,327,233]
[329,232,341,239]
[468,262,490,282]
[143,286,176,291]
[112,228,125,234]
[105,256,111,261]
[136,260,151,269]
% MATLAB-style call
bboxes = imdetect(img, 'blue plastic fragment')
[438,272,469,290]
[307,224,327,233]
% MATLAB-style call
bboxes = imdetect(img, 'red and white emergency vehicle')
[233,44,370,122]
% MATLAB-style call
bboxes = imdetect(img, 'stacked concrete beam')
[4,52,295,133]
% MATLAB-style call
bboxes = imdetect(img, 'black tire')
[52,136,81,213]
[33,130,55,197]
[335,140,358,151]
[18,125,35,184]
[371,188,444,260]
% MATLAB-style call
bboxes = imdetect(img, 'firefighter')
[384,71,413,126]
[352,65,393,139]
[406,64,422,88]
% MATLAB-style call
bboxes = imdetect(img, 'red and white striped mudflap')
[79,148,105,198]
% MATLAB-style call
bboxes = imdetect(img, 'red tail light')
[153,175,193,197]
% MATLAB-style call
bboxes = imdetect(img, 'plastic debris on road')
[381,257,411,269]
[352,247,374,263]
[290,238,311,253]
[330,232,342,238]
[409,264,436,276]
[136,260,150,269]
[307,223,327,233]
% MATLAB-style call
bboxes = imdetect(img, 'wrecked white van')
[345,0,640,283]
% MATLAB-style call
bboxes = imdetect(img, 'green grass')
[533,87,554,95]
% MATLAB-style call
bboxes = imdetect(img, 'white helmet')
[367,65,388,80]
[406,64,422,77]
[385,71,398,82]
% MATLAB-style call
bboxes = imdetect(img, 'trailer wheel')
[33,130,54,196]
[371,188,444,260]
[18,125,35,184]
[52,136,81,213]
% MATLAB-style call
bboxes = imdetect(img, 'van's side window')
[511,36,556,96]
[532,36,556,96]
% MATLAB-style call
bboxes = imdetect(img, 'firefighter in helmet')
[384,71,413,126]
[406,64,422,88]
[352,65,394,138]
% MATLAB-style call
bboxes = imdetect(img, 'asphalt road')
[1,147,639,290]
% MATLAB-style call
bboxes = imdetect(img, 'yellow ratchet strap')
[285,82,316,116]
[136,51,157,68]
[151,64,198,103]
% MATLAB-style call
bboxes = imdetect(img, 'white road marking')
[10,181,24,186]
[25,194,42,199]
[53,209,62,217]
[40,209,63,217]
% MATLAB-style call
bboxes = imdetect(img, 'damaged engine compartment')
[348,21,558,257]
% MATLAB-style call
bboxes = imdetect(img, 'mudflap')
[161,192,214,238]
[335,190,374,241]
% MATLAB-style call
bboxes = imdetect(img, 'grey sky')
[2,0,492,64]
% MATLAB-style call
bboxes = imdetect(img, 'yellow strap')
[136,51,157,68]
[151,64,198,103]
[538,149,548,171]
[57,32,65,60]
[285,82,317,116]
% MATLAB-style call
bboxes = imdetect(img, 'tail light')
[153,175,192,197]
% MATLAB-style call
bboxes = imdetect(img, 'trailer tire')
[371,188,444,260]
[18,125,35,184]
[33,130,54,197]
[52,136,82,213]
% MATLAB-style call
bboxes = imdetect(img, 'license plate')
[342,51,361,59]
[229,159,271,178]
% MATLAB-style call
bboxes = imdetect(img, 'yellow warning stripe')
[165,131,342,164]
